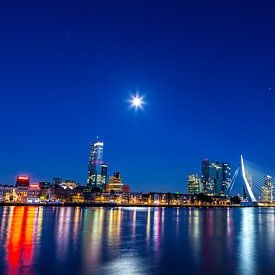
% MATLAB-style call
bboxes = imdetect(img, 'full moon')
[130,94,144,109]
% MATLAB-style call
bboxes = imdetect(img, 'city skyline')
[0,136,273,197]
[1,1,275,192]
[0,136,274,193]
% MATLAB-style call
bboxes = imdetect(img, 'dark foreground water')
[0,207,275,275]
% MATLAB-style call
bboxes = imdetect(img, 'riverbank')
[0,202,261,207]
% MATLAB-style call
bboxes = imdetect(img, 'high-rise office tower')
[187,174,200,194]
[221,162,231,196]
[261,175,273,202]
[87,139,104,190]
[201,160,231,196]
[101,162,108,191]
[201,160,221,195]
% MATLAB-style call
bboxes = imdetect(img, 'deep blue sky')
[0,0,275,192]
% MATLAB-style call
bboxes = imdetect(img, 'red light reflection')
[6,207,37,275]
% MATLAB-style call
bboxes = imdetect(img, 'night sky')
[0,0,275,192]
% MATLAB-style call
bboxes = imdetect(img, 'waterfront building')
[261,175,273,202]
[52,185,72,202]
[87,139,105,190]
[52,177,62,186]
[71,186,86,203]
[187,174,200,194]
[40,188,51,201]
[201,160,231,196]
[39,182,51,189]
[201,160,221,195]
[221,162,231,196]
[16,188,29,202]
[16,176,30,187]
[15,176,30,202]
[107,172,130,193]
[27,183,41,203]
[38,182,52,201]
[122,184,130,193]
[59,180,78,190]
[0,185,17,202]
[101,162,108,191]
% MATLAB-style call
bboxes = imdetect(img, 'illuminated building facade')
[0,185,16,202]
[59,180,78,190]
[201,160,231,196]
[87,140,105,190]
[107,172,130,193]
[261,175,273,202]
[221,162,231,196]
[16,176,30,187]
[101,163,108,191]
[71,186,85,203]
[16,176,30,202]
[27,183,41,203]
[187,174,201,194]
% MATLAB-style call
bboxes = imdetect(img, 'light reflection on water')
[240,208,256,275]
[0,206,275,274]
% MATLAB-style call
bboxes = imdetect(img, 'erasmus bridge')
[227,155,274,202]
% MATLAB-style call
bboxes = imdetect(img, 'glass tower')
[261,175,273,202]
[222,162,231,196]
[87,140,104,190]
[101,162,108,191]
[201,160,230,196]
[187,174,200,194]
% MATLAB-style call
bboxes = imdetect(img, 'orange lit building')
[106,172,130,193]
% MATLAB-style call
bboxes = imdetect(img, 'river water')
[0,206,274,274]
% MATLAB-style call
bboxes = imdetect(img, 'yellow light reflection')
[73,207,81,247]
[0,207,8,239]
[56,207,72,260]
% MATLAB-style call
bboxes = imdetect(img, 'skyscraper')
[87,139,105,190]
[201,160,231,196]
[187,174,200,194]
[101,162,108,191]
[221,162,231,196]
[261,175,273,202]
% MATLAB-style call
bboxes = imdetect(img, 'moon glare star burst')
[130,94,145,110]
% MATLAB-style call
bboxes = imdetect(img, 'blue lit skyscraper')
[101,162,108,191]
[221,162,231,196]
[87,139,105,190]
[201,160,220,195]
[201,160,231,196]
